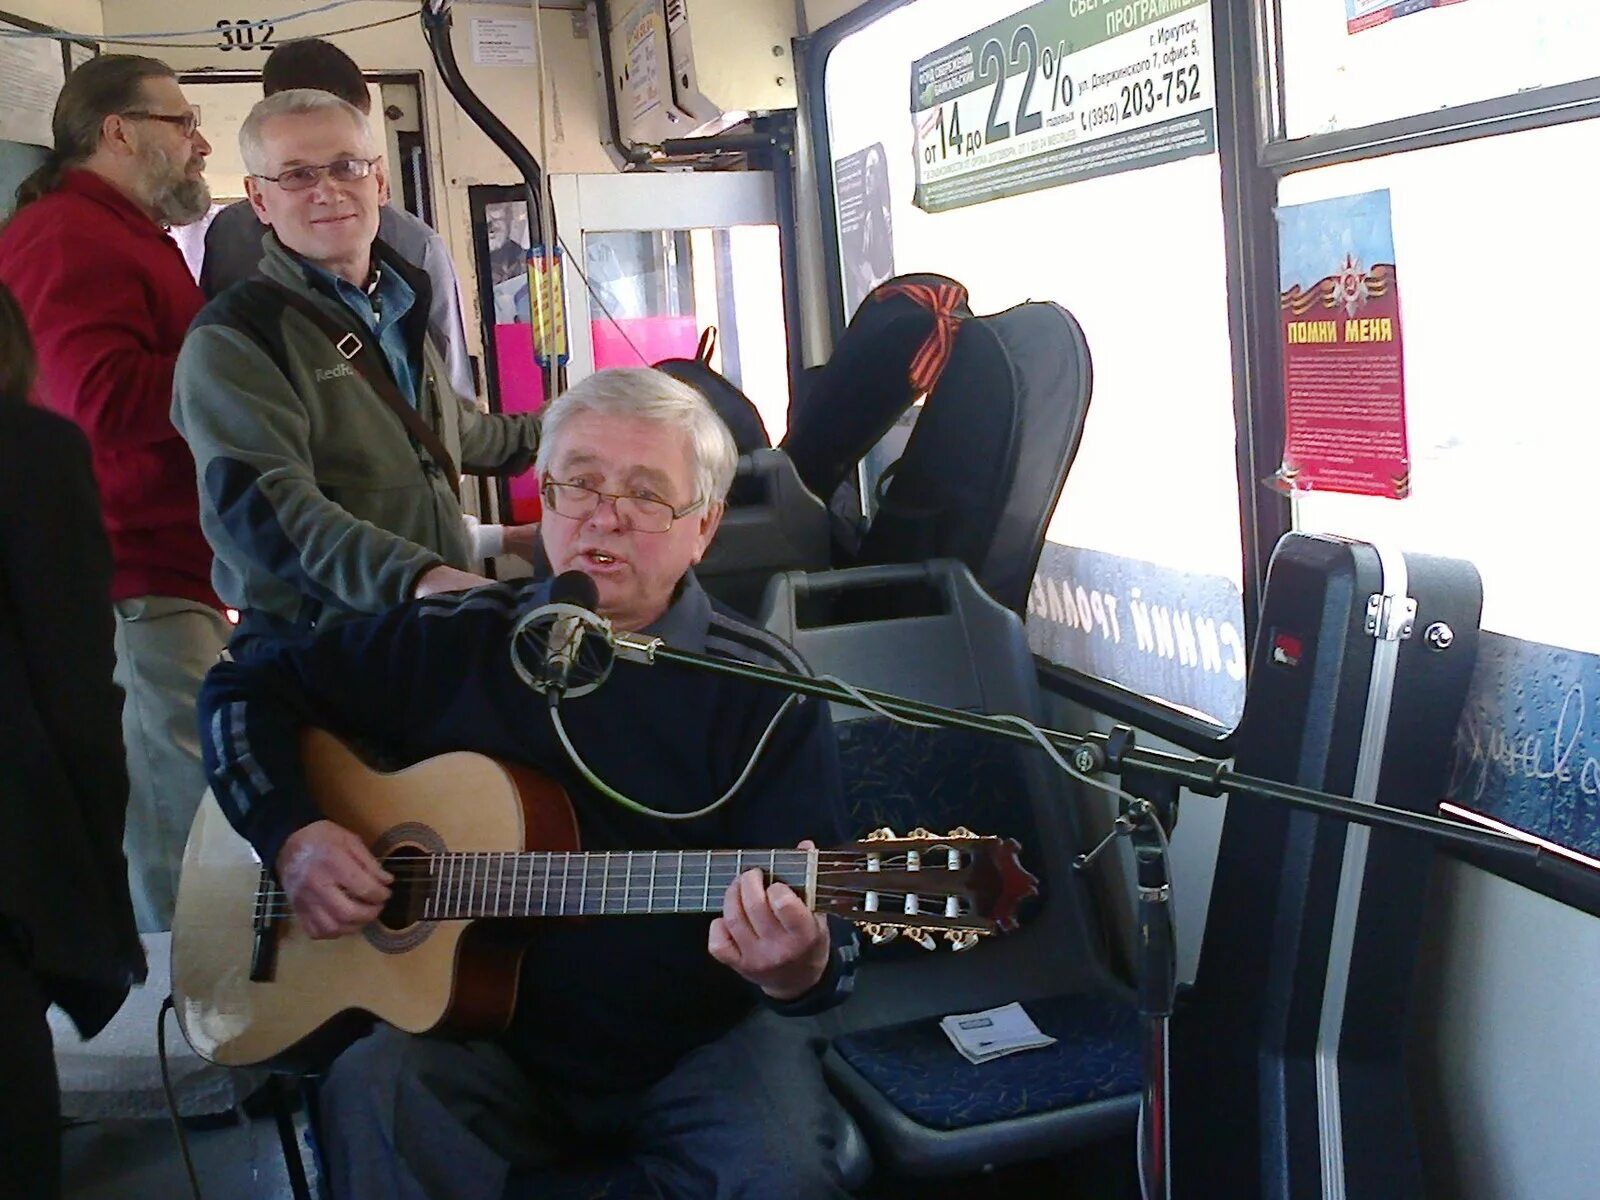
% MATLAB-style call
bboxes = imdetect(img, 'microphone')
[507,570,613,699]
[542,570,600,694]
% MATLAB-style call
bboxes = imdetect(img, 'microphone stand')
[596,627,1547,1200]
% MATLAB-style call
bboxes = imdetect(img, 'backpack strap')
[259,278,461,494]
[695,325,718,364]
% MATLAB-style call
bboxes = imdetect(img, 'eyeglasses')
[253,157,379,192]
[542,480,703,534]
[122,110,201,137]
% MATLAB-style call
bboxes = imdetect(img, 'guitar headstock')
[814,827,1038,951]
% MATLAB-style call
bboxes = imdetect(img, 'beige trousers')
[113,596,231,932]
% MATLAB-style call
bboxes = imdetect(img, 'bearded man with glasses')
[0,54,226,933]
[173,89,541,664]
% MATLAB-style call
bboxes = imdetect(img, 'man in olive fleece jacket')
[173,89,539,653]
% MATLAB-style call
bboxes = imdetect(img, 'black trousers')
[0,929,61,1200]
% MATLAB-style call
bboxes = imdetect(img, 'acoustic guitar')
[171,728,1037,1069]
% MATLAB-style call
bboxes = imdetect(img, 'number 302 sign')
[216,19,276,51]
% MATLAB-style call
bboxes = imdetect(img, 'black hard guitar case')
[1171,532,1482,1200]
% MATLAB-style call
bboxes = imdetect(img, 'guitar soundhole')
[378,846,432,931]
[363,821,445,955]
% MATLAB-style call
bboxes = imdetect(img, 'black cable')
[157,994,206,1200]
[554,234,652,368]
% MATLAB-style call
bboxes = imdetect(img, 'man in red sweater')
[0,55,227,932]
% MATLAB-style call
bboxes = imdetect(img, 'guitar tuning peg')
[907,927,938,951]
[945,931,981,952]
[946,825,977,841]
[865,827,900,842]
[907,826,937,841]
[864,922,900,945]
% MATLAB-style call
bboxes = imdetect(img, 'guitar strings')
[247,883,964,906]
[247,853,967,879]
[246,883,972,920]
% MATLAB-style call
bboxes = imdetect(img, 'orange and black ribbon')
[873,281,968,395]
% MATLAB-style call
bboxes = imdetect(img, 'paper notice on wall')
[617,1,665,123]
[0,23,66,147]
[471,18,537,66]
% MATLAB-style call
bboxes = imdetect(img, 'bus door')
[551,171,792,441]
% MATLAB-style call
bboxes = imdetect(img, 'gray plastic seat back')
[760,559,1036,722]
[697,449,830,617]
[760,560,1115,1028]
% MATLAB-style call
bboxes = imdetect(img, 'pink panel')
[491,323,549,522]
[591,316,701,370]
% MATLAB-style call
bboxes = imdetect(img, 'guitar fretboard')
[415,849,813,920]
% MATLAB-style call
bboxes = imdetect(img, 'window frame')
[804,0,1600,907]
[800,0,1282,753]
[1253,0,1600,169]
[1248,0,1600,902]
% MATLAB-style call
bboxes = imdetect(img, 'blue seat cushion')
[832,991,1141,1130]
[834,720,1044,885]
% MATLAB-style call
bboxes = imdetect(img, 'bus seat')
[696,449,830,616]
[854,301,1093,617]
[760,561,1140,1177]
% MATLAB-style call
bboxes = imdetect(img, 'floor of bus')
[62,1111,1139,1198]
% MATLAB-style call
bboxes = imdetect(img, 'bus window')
[1280,116,1600,861]
[1277,0,1600,140]
[822,0,1247,730]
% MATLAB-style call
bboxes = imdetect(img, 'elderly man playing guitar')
[195,367,860,1200]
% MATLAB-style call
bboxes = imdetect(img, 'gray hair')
[536,368,739,507]
[239,88,374,176]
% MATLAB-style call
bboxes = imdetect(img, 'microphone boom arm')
[612,630,1539,868]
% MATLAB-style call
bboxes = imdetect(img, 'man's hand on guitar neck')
[708,840,832,1002]
[277,820,395,939]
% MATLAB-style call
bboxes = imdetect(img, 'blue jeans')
[319,1008,853,1200]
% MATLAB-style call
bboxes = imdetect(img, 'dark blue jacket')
[197,572,852,1090]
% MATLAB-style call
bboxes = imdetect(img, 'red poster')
[1274,190,1411,499]
[1346,0,1468,36]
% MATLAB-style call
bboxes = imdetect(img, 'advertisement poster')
[1025,543,1247,728]
[833,143,896,317]
[1273,189,1411,499]
[1346,0,1468,36]
[616,0,664,124]
[910,0,1214,214]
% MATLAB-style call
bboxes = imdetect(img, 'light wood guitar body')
[171,729,573,1068]
[171,729,1034,1069]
